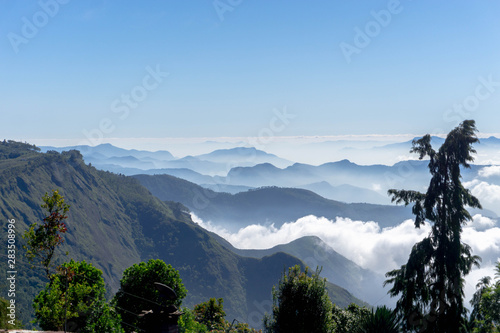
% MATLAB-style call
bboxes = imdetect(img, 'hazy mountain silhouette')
[133,174,414,231]
[1,141,364,327]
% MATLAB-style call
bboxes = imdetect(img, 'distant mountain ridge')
[133,174,415,231]
[42,140,499,209]
[1,141,364,328]
[41,144,292,176]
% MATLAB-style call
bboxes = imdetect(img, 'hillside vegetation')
[0,141,363,328]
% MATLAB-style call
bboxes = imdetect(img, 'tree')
[385,120,482,332]
[113,259,187,333]
[193,298,226,331]
[470,261,500,332]
[23,190,69,282]
[0,297,23,329]
[263,265,333,333]
[178,307,209,333]
[331,303,371,333]
[33,259,123,332]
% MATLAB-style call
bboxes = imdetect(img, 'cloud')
[468,214,497,231]
[464,180,500,216]
[479,165,500,178]
[192,213,431,275]
[193,212,500,281]
[193,213,500,307]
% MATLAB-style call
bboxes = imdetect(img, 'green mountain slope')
[217,235,386,306]
[0,141,363,328]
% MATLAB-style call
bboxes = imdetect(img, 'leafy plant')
[263,265,333,333]
[194,298,226,331]
[359,306,400,333]
[113,259,187,333]
[470,261,500,332]
[33,259,122,332]
[331,303,371,333]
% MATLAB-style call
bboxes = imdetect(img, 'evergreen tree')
[385,120,482,332]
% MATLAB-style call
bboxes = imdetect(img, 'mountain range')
[132,173,415,231]
[41,140,500,210]
[41,144,292,176]
[0,141,364,328]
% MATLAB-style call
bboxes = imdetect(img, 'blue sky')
[2,0,500,146]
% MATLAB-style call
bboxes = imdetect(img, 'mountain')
[41,143,175,160]
[297,181,390,205]
[222,159,426,189]
[133,174,414,231]
[91,164,214,184]
[219,159,485,199]
[217,235,386,306]
[196,147,292,169]
[42,144,293,176]
[200,183,254,194]
[0,141,366,328]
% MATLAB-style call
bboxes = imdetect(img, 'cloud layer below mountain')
[193,213,500,304]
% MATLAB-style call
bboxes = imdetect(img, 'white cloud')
[479,165,500,178]
[464,180,500,216]
[193,213,500,307]
[192,213,430,275]
[463,226,500,262]
[193,212,500,278]
[468,214,497,231]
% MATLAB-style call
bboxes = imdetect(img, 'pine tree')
[385,120,482,332]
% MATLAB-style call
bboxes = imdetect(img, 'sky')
[2,0,500,149]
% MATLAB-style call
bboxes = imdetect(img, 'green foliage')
[194,298,226,331]
[0,140,40,160]
[0,142,327,326]
[23,189,70,281]
[179,304,262,333]
[385,120,482,332]
[113,259,187,333]
[33,259,121,332]
[0,296,23,329]
[359,306,400,333]
[331,303,371,333]
[80,298,124,333]
[263,265,333,333]
[470,262,500,332]
[179,307,209,333]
